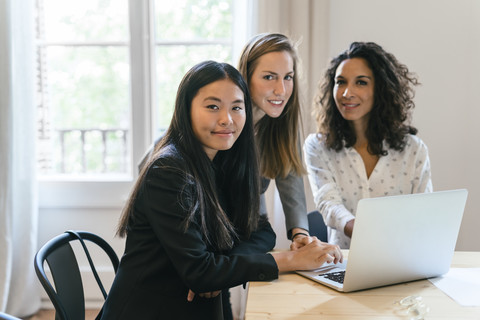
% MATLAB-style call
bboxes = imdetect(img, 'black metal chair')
[307,210,328,242]
[34,230,119,320]
[0,312,22,320]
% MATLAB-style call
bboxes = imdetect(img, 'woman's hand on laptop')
[272,238,343,272]
[290,228,314,250]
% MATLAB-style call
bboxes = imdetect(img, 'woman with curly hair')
[304,42,433,249]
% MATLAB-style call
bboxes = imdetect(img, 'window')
[36,0,251,207]
[36,0,248,177]
[36,0,131,178]
[153,0,234,133]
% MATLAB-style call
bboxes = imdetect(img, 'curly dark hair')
[314,42,419,155]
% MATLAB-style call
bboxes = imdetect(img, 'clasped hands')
[187,289,221,302]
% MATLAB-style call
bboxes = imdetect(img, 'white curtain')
[0,0,40,317]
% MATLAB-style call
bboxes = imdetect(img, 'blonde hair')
[238,33,305,179]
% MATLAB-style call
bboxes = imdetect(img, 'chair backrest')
[0,312,22,320]
[307,210,328,243]
[34,230,119,320]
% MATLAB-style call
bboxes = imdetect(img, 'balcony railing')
[38,128,129,175]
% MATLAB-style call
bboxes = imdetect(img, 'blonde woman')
[238,33,313,249]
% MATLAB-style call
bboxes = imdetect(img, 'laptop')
[296,189,468,292]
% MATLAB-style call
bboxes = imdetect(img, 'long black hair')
[315,42,419,155]
[117,61,260,251]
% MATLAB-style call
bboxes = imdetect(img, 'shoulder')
[304,133,330,153]
[138,145,197,206]
[389,134,429,159]
[146,144,189,180]
[304,133,325,148]
[151,144,182,165]
[404,134,429,152]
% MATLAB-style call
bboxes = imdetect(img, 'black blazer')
[100,145,278,320]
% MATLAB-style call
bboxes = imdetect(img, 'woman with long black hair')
[100,61,342,319]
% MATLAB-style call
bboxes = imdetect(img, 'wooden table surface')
[245,251,480,319]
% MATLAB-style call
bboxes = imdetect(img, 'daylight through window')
[35,0,237,178]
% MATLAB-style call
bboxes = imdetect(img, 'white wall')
[323,0,480,250]
[259,0,480,251]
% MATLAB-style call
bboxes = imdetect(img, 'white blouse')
[304,133,433,248]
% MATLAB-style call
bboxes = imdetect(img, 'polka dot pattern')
[304,133,433,249]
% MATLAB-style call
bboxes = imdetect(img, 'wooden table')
[245,251,480,319]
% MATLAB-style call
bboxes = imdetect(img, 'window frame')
[38,0,253,209]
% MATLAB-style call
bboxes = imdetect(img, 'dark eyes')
[335,79,368,86]
[206,105,243,111]
[263,74,294,80]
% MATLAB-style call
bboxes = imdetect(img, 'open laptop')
[296,189,468,292]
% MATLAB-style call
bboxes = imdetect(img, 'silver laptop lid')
[342,189,468,292]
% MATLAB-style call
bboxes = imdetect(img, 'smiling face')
[333,57,375,129]
[190,79,246,160]
[249,51,294,119]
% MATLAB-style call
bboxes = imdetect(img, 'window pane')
[154,0,232,40]
[36,0,130,177]
[155,45,231,130]
[35,0,240,178]
[47,47,129,128]
[153,0,234,134]
[40,46,130,175]
[41,0,128,42]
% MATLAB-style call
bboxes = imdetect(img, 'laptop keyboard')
[321,271,345,284]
